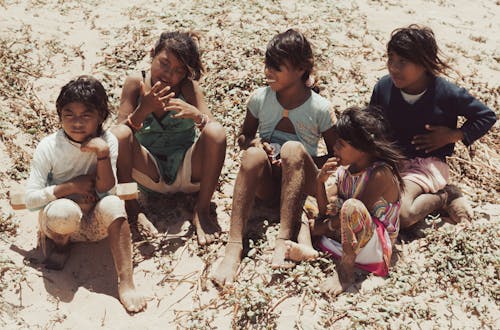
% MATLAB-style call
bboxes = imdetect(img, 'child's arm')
[167,80,211,128]
[236,109,260,150]
[412,86,497,153]
[453,87,497,146]
[314,126,338,168]
[81,137,115,193]
[52,175,96,199]
[357,166,399,213]
[316,157,339,215]
[25,143,95,209]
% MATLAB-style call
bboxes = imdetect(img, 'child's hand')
[81,137,109,158]
[318,157,339,183]
[140,81,175,114]
[69,174,96,198]
[326,196,343,217]
[237,135,261,150]
[412,125,463,153]
[165,98,202,120]
[262,142,281,167]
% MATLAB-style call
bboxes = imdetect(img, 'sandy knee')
[240,147,269,172]
[42,199,82,237]
[200,121,227,145]
[340,198,366,217]
[110,123,134,141]
[96,195,127,229]
[280,141,307,163]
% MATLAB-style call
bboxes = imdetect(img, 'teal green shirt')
[135,110,195,184]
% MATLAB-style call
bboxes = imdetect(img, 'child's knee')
[201,121,226,145]
[96,195,127,229]
[40,199,82,237]
[280,141,306,163]
[340,198,366,218]
[111,124,134,142]
[240,147,268,170]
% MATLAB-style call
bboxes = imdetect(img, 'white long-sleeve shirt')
[25,129,119,210]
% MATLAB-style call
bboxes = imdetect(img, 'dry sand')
[0,0,499,329]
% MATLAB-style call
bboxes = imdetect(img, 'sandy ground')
[0,0,499,329]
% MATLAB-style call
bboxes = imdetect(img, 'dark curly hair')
[336,106,406,191]
[56,75,110,135]
[265,29,317,91]
[387,24,451,76]
[153,31,204,81]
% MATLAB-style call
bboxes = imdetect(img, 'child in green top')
[112,31,227,245]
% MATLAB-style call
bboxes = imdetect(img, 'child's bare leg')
[311,215,340,237]
[272,142,317,268]
[321,243,355,296]
[297,216,313,246]
[399,180,446,229]
[40,199,81,270]
[442,184,473,224]
[111,124,158,236]
[190,122,227,245]
[321,199,370,296]
[124,200,158,238]
[285,216,319,262]
[44,232,71,270]
[211,147,274,286]
[108,217,146,313]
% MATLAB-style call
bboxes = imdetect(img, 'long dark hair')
[153,31,204,80]
[56,75,110,136]
[387,24,451,76]
[336,106,406,191]
[265,29,318,92]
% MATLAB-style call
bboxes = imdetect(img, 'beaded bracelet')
[97,155,110,161]
[195,113,209,130]
[127,113,143,131]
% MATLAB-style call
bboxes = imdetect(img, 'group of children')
[24,26,496,312]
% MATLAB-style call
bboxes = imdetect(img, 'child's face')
[264,60,304,93]
[151,49,187,88]
[333,138,367,167]
[60,102,102,143]
[387,52,427,94]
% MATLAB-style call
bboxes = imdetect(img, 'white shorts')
[39,195,127,242]
[131,144,200,194]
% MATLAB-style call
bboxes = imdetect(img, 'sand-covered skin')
[0,0,499,328]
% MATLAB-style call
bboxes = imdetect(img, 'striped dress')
[319,161,401,276]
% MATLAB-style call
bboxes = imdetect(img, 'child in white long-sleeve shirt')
[25,76,146,313]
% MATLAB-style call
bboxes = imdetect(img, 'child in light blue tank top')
[211,29,337,287]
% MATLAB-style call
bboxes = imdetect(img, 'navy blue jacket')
[370,75,497,160]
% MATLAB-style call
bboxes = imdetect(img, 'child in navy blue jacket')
[370,25,497,229]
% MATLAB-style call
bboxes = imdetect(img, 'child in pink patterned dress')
[285,106,405,296]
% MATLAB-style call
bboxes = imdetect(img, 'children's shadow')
[244,198,281,250]
[138,191,194,235]
[133,192,197,258]
[10,240,120,304]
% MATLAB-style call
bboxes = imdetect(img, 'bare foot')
[319,271,352,296]
[210,242,243,287]
[44,243,71,270]
[284,240,319,262]
[193,207,221,246]
[118,282,147,313]
[136,213,158,237]
[271,238,295,269]
[442,185,473,224]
